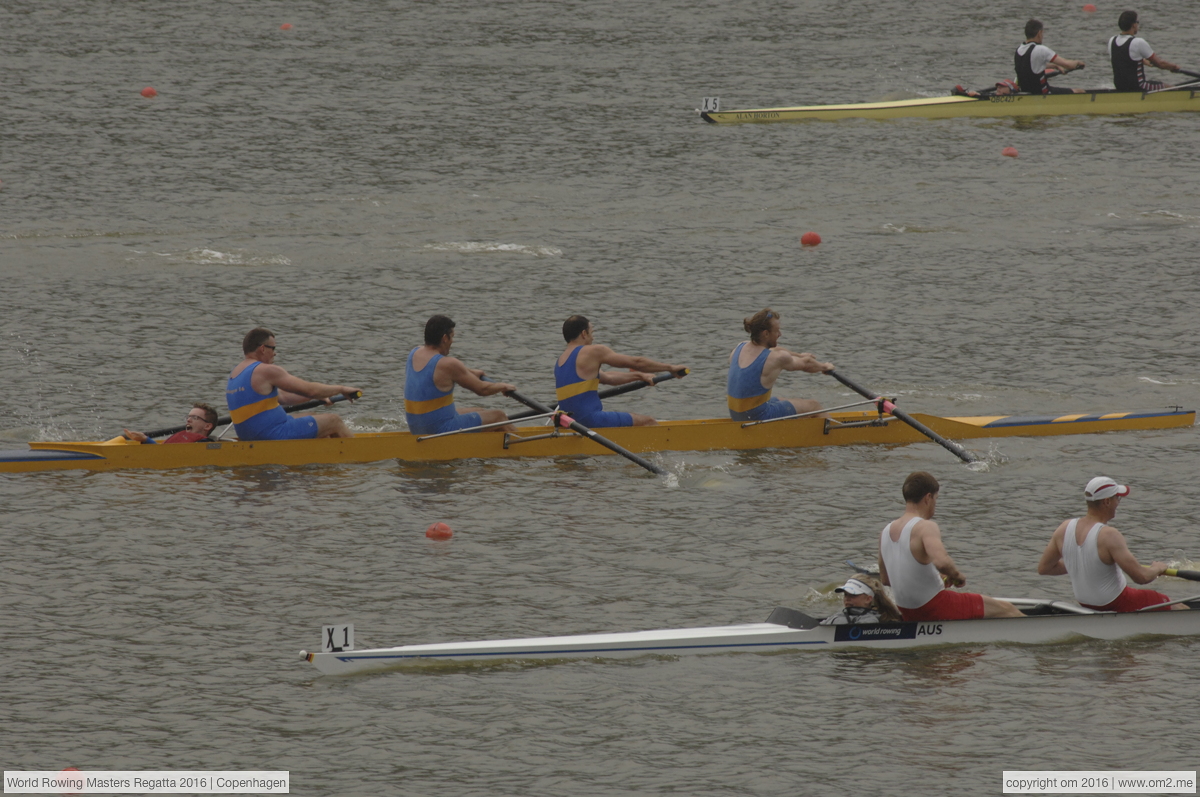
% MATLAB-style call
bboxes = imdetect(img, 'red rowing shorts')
[900,589,985,622]
[1082,585,1172,613]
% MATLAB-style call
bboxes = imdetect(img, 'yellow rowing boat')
[699,89,1200,123]
[1,408,1191,473]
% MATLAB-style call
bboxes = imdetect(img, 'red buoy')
[425,522,454,540]
[280,23,293,30]
[140,87,157,98]
[1002,146,1019,158]
[800,231,822,246]
[1082,4,1097,12]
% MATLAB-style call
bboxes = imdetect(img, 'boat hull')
[305,601,1200,675]
[700,89,1200,123]
[1,408,1191,473]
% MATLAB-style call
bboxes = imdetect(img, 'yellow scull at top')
[699,89,1200,123]
[0,407,1191,474]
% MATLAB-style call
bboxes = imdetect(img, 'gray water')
[2,1,1199,794]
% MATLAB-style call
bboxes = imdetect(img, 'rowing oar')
[825,370,978,464]
[1177,68,1200,80]
[505,369,689,421]
[503,389,669,476]
[1165,567,1200,582]
[140,392,361,439]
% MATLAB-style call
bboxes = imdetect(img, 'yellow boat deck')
[1,408,1192,473]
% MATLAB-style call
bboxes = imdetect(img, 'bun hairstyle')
[743,309,778,345]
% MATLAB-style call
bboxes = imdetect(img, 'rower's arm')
[1036,527,1068,576]
[1100,527,1167,584]
[1147,53,1180,71]
[920,524,967,587]
[442,358,514,397]
[598,370,653,387]
[1050,54,1084,71]
[593,345,685,377]
[262,365,360,404]
[778,349,833,374]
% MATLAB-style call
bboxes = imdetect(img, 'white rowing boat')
[301,599,1200,675]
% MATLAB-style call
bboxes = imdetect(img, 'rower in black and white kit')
[1108,10,1181,92]
[1015,19,1085,95]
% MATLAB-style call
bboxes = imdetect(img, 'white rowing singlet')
[880,516,943,609]
[1061,518,1126,606]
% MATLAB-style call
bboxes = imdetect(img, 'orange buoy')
[140,87,157,98]
[280,23,293,30]
[1082,4,1097,12]
[800,231,821,246]
[425,522,454,540]
[1002,146,1019,158]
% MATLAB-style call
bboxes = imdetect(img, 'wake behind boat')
[0,406,1192,474]
[302,599,1200,675]
[699,88,1200,123]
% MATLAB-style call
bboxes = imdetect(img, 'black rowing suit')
[1015,42,1074,95]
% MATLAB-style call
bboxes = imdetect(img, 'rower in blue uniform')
[727,308,832,422]
[227,327,360,440]
[404,315,516,436]
[1108,10,1181,92]
[1015,19,1085,95]
[555,315,686,427]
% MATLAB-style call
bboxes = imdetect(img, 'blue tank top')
[727,342,773,419]
[226,361,290,439]
[555,346,603,416]
[405,348,459,433]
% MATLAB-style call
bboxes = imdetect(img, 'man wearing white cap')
[1037,477,1187,612]
[819,575,901,625]
[879,471,1024,621]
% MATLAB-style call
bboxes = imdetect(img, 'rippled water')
[3,1,1199,794]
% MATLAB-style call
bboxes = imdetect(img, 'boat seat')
[765,607,820,629]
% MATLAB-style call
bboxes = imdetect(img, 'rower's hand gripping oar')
[503,390,669,476]
[825,370,979,464]
[506,369,689,421]
[139,391,362,439]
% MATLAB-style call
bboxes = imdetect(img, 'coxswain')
[726,309,832,422]
[555,315,686,427]
[123,402,219,443]
[404,315,516,435]
[1108,10,1181,92]
[226,328,360,440]
[1015,19,1086,94]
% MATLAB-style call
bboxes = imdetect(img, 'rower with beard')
[726,308,832,422]
[1015,19,1086,95]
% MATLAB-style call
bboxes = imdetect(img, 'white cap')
[835,578,875,597]
[1084,477,1130,501]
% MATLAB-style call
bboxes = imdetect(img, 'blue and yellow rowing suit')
[726,342,796,422]
[404,348,482,435]
[226,362,319,441]
[554,345,632,428]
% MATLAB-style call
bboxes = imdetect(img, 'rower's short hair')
[743,308,778,345]
[562,315,591,342]
[193,402,219,429]
[902,471,940,503]
[424,315,456,346]
[242,327,275,354]
[1118,10,1138,31]
[1024,18,1043,39]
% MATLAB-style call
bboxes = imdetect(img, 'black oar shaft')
[1165,568,1200,582]
[506,369,688,421]
[826,370,978,464]
[143,392,360,438]
[505,390,668,476]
